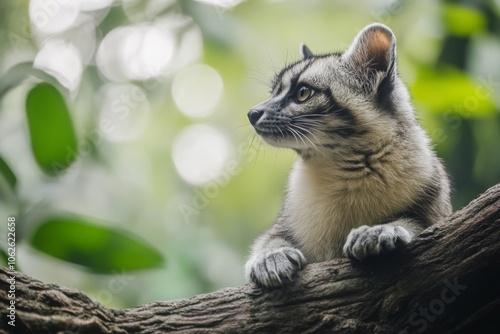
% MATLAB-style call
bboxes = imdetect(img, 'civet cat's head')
[247,23,415,157]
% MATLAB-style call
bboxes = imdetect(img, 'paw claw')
[343,225,412,261]
[246,247,307,288]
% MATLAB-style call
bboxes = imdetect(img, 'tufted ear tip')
[300,43,314,60]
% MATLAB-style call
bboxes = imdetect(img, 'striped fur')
[245,23,451,288]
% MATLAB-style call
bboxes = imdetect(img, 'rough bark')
[1,184,499,334]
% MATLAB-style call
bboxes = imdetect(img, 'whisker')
[291,124,320,144]
[249,133,257,154]
[293,119,324,127]
[276,125,285,138]
[252,138,263,168]
[293,112,329,117]
[246,70,273,90]
[292,111,383,129]
[292,113,329,119]
[291,121,324,134]
[247,134,262,168]
[290,124,318,150]
[288,127,306,147]
[230,123,252,132]
[283,125,300,147]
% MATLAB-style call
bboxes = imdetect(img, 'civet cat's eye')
[296,85,314,102]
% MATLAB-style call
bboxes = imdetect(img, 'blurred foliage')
[0,155,17,192]
[31,217,164,273]
[0,0,499,308]
[26,83,77,174]
[412,65,495,116]
[443,3,487,36]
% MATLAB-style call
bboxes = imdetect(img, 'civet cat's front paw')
[245,247,308,288]
[343,225,412,261]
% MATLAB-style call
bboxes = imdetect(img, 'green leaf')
[30,217,164,273]
[443,4,487,36]
[25,83,78,175]
[0,155,17,190]
[411,66,495,117]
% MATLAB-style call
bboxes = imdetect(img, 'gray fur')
[245,23,451,288]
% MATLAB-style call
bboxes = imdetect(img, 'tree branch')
[1,184,499,334]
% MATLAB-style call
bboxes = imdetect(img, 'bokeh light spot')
[29,0,79,35]
[33,40,83,91]
[172,124,232,186]
[172,64,223,118]
[195,0,244,9]
[77,0,114,11]
[123,25,175,80]
[96,24,175,82]
[174,25,204,69]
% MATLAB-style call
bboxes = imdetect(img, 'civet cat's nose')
[247,108,264,126]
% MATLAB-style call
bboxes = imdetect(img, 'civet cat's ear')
[343,23,396,76]
[300,43,314,60]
